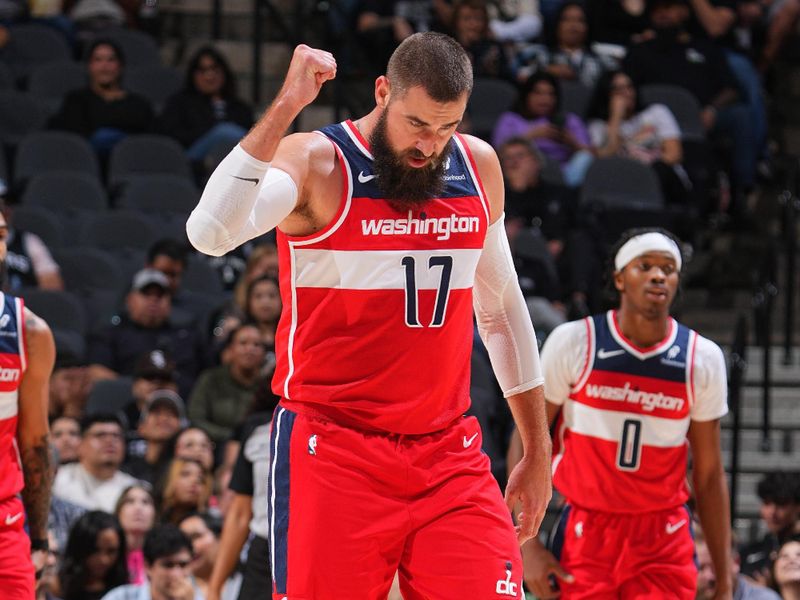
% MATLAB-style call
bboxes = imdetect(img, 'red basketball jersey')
[0,294,27,502]
[272,122,490,434]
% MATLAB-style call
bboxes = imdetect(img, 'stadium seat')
[52,328,88,362]
[53,247,125,294]
[468,78,518,141]
[0,62,13,90]
[108,135,193,190]
[95,29,161,67]
[559,79,594,119]
[0,91,47,146]
[14,131,101,185]
[116,174,198,215]
[11,205,64,248]
[28,61,87,116]
[83,289,124,332]
[125,65,183,111]
[85,377,134,417]
[78,210,159,252]
[22,171,108,214]
[540,155,565,186]
[640,84,705,141]
[183,256,224,295]
[22,289,88,336]
[0,24,72,84]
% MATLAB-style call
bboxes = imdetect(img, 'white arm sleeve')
[473,214,544,397]
[186,144,298,256]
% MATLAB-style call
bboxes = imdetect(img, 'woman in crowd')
[159,45,254,166]
[492,72,594,186]
[450,0,513,80]
[243,275,281,352]
[114,485,156,585]
[157,457,213,526]
[49,39,153,156]
[179,512,241,600]
[775,536,800,600]
[189,323,267,448]
[59,511,128,600]
[586,69,690,205]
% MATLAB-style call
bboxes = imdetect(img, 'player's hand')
[279,44,337,110]
[521,539,574,599]
[504,453,551,544]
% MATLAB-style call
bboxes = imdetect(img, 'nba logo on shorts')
[495,562,518,596]
[308,434,318,456]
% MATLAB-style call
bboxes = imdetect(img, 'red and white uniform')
[0,293,34,600]
[268,122,524,599]
[541,310,728,598]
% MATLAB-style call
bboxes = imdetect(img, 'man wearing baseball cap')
[88,269,206,397]
[520,227,732,599]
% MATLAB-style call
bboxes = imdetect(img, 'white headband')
[614,233,682,272]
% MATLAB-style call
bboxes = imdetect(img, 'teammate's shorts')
[267,403,523,600]
[0,496,35,600]
[550,503,696,599]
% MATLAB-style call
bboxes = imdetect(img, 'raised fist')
[279,44,337,110]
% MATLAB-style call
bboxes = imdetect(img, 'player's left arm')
[464,134,552,544]
[687,338,732,600]
[17,308,56,565]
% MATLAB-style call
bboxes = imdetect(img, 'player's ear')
[613,270,625,292]
[375,76,390,109]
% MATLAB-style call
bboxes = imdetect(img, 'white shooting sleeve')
[186,144,298,256]
[473,214,544,397]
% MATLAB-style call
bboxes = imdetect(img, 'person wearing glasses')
[53,414,140,514]
[100,524,203,600]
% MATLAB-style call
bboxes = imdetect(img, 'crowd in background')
[0,0,799,598]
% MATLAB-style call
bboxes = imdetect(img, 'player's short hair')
[386,32,473,102]
[757,471,800,505]
[603,227,683,307]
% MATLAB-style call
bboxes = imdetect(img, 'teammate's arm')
[688,419,732,600]
[17,308,56,575]
[186,44,337,256]
[464,135,552,544]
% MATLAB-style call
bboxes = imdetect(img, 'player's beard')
[369,110,450,214]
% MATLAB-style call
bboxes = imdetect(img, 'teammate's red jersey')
[0,293,27,502]
[272,121,490,434]
[542,311,728,514]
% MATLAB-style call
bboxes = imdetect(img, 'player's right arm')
[186,44,337,256]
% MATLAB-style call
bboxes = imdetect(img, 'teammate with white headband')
[511,227,733,599]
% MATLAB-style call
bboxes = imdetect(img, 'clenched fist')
[279,44,337,110]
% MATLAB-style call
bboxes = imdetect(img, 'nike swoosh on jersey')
[597,348,626,359]
[463,432,479,448]
[5,512,23,526]
[358,171,376,183]
[231,175,260,185]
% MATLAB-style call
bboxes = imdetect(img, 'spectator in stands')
[435,0,543,42]
[587,69,691,205]
[243,276,280,352]
[450,0,514,79]
[741,471,800,583]
[51,415,81,465]
[493,72,594,186]
[156,458,213,526]
[0,196,64,292]
[760,0,800,71]
[120,349,179,434]
[144,239,195,322]
[100,524,202,600]
[49,38,153,156]
[48,443,87,556]
[588,0,651,47]
[188,323,266,447]
[49,351,90,420]
[53,413,139,513]
[207,396,276,600]
[87,268,206,398]
[515,1,614,87]
[159,46,253,168]
[59,510,129,600]
[114,484,156,586]
[123,390,186,485]
[774,536,800,600]
[697,528,781,600]
[179,512,240,600]
[623,0,757,205]
[166,427,216,474]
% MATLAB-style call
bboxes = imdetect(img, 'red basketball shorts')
[0,495,35,600]
[267,404,524,600]
[550,503,697,599]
